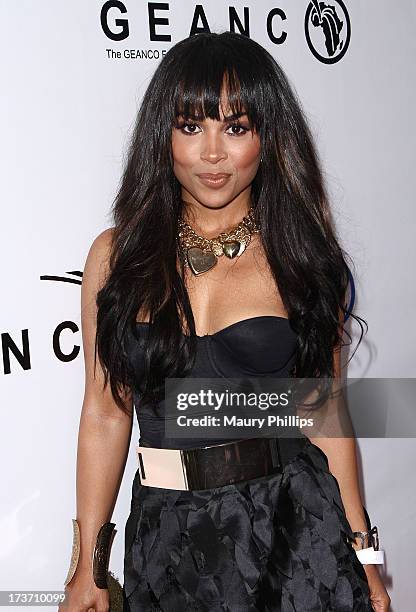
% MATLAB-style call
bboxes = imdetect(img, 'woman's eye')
[226,123,249,136]
[179,122,201,134]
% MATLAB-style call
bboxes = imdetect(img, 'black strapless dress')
[123,317,372,611]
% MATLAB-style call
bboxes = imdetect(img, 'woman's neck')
[181,195,253,237]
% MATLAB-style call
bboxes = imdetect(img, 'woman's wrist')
[349,506,385,565]
[64,518,116,588]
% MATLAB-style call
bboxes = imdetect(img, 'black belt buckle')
[181,438,283,490]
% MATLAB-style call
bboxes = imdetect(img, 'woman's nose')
[200,133,227,164]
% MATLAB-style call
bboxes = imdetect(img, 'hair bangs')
[172,53,261,133]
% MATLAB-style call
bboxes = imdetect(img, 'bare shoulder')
[83,227,115,289]
[89,226,115,253]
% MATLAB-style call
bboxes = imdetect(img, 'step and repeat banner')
[1,1,415,609]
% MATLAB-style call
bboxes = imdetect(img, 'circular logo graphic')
[304,0,351,64]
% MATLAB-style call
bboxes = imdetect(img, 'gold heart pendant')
[222,241,241,259]
[186,247,217,275]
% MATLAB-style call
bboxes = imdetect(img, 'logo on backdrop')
[100,1,351,63]
[304,0,351,64]
[1,272,83,376]
[40,270,82,286]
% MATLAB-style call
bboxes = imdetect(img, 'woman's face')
[171,102,261,209]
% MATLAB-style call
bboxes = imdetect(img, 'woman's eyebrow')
[222,112,248,121]
[176,112,248,122]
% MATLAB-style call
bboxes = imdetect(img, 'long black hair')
[95,31,367,414]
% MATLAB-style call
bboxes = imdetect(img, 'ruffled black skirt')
[123,438,372,611]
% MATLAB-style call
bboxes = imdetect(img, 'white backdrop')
[1,1,415,610]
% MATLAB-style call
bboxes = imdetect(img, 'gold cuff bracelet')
[64,518,116,589]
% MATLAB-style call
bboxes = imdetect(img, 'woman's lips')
[196,173,231,188]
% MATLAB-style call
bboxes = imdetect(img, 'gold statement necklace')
[177,204,261,275]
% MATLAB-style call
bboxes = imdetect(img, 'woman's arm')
[62,229,133,610]
[309,310,390,611]
[308,340,368,537]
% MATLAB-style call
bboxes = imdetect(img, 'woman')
[61,32,390,611]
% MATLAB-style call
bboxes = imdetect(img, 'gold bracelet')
[64,518,116,589]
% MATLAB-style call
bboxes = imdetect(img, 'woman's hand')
[58,567,110,612]
[363,564,391,611]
